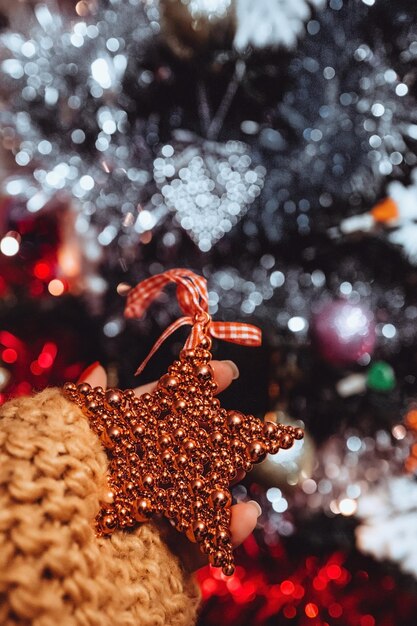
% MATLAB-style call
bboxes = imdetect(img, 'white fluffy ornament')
[161,0,324,57]
[356,476,417,579]
[386,172,417,264]
[234,0,326,50]
[388,223,417,264]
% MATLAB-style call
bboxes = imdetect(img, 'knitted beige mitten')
[0,388,201,626]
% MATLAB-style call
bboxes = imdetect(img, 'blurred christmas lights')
[0,231,20,257]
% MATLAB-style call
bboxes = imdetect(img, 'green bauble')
[367,361,396,392]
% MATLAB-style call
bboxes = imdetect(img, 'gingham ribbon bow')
[125,269,262,375]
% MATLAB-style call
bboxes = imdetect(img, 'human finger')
[230,501,262,548]
[182,500,262,572]
[157,499,262,573]
[78,362,107,388]
[211,360,239,393]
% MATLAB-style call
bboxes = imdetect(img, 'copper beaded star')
[63,335,303,576]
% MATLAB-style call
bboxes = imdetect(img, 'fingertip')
[79,363,107,388]
[247,500,262,517]
[211,360,239,393]
[133,380,157,397]
[230,501,261,548]
[222,360,240,380]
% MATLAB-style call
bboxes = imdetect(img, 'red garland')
[197,541,417,626]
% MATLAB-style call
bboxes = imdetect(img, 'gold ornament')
[63,338,303,576]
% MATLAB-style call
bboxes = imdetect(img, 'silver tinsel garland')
[257,2,417,243]
[1,0,161,251]
[2,1,417,265]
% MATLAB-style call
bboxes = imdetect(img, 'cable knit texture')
[0,388,201,626]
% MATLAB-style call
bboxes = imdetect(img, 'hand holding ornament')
[77,360,263,573]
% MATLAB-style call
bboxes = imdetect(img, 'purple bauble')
[311,300,376,365]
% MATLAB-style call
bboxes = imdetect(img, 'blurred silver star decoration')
[154,131,266,251]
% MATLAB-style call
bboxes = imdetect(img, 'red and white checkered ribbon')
[125,269,262,375]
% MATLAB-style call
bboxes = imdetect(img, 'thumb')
[78,362,107,388]
[230,501,262,548]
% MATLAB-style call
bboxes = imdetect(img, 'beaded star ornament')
[63,269,303,575]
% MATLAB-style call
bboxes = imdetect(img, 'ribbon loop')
[124,269,261,375]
